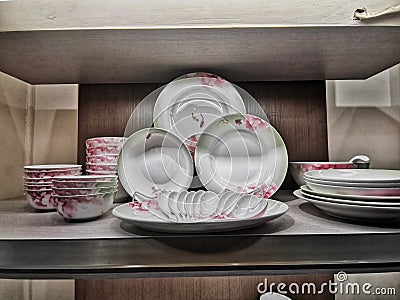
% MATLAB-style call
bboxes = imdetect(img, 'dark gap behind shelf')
[78,81,327,190]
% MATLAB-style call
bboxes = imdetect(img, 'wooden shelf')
[1,1,400,83]
[1,191,400,278]
[1,26,400,84]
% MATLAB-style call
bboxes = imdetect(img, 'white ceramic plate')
[305,169,400,183]
[118,128,193,197]
[153,73,245,147]
[293,190,400,222]
[306,181,400,197]
[195,114,288,197]
[112,199,288,233]
[295,189,400,207]
[304,177,400,188]
[300,185,400,202]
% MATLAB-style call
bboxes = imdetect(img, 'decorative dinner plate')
[306,181,400,197]
[153,73,245,149]
[293,190,400,222]
[300,185,400,202]
[305,169,400,183]
[296,189,400,207]
[304,177,400,188]
[112,199,288,233]
[195,114,288,197]
[118,128,193,197]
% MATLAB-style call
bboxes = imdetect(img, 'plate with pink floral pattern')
[153,73,245,154]
[194,114,288,198]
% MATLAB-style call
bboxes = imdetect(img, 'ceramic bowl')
[289,155,370,186]
[53,186,117,196]
[53,192,115,221]
[86,145,122,156]
[86,169,118,175]
[24,189,55,211]
[53,180,117,189]
[290,162,355,186]
[24,164,82,171]
[24,183,53,190]
[53,175,118,182]
[85,137,126,148]
[23,176,53,183]
[24,168,81,178]
[86,154,119,164]
[86,163,118,172]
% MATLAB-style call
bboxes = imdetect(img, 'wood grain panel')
[76,273,334,300]
[78,81,327,189]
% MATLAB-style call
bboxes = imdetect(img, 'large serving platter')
[112,199,288,233]
[195,113,288,197]
[294,190,400,222]
[118,128,193,197]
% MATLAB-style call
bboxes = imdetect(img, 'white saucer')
[305,169,400,183]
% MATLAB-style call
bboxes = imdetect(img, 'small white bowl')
[53,192,115,221]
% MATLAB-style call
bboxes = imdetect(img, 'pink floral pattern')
[25,190,55,210]
[186,135,197,159]
[86,163,118,172]
[236,183,278,199]
[244,115,269,131]
[86,155,119,164]
[54,193,114,220]
[53,187,116,196]
[199,73,226,87]
[85,137,126,148]
[53,181,117,189]
[295,163,355,173]
[24,169,81,178]
[86,145,122,156]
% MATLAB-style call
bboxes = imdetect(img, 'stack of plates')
[294,169,400,222]
[85,137,129,202]
[23,164,82,211]
[52,175,118,221]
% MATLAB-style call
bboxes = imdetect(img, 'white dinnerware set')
[113,72,289,232]
[85,136,129,202]
[294,169,400,222]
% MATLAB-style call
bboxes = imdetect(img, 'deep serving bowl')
[53,175,118,182]
[53,192,115,221]
[53,180,117,189]
[24,189,55,211]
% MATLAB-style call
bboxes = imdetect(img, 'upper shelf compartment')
[1,0,400,84]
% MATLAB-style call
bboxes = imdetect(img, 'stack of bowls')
[52,175,118,221]
[85,137,128,202]
[23,164,82,211]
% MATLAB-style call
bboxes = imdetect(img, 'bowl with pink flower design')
[289,155,370,186]
[86,145,122,156]
[86,154,119,164]
[24,189,55,211]
[85,137,126,148]
[53,192,115,221]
